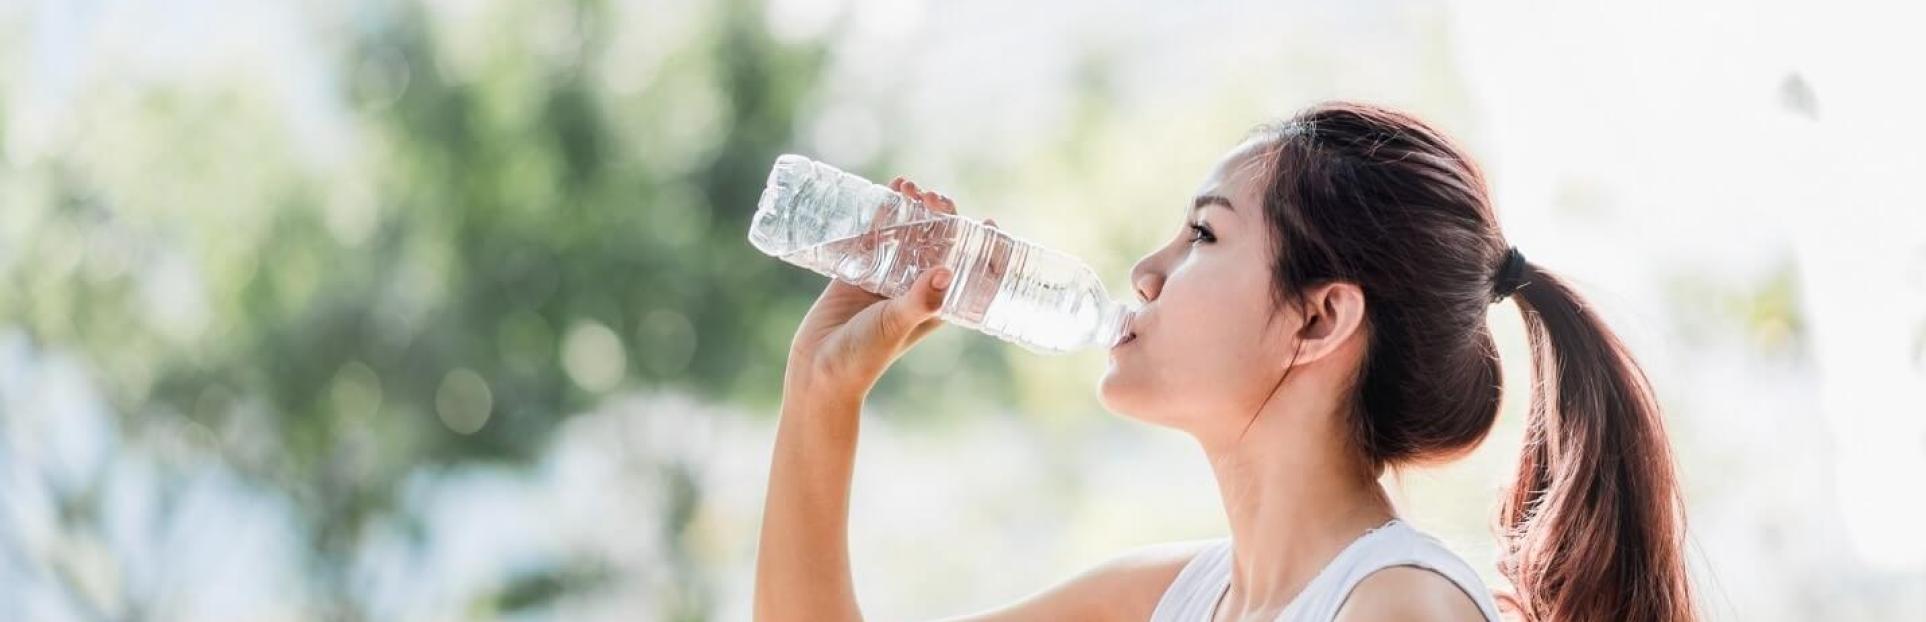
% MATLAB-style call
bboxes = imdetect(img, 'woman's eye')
[1188,222,1216,244]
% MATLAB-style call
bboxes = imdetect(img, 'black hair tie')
[1492,246,1528,303]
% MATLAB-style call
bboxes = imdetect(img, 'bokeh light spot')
[563,320,627,393]
[435,368,493,435]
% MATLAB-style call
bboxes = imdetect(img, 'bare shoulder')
[936,539,1215,621]
[1333,565,1486,622]
[1080,539,1216,601]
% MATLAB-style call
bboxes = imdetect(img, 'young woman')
[754,102,1695,622]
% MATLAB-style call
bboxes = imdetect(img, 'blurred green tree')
[0,0,890,618]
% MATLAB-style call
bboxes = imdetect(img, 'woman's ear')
[1291,281,1367,365]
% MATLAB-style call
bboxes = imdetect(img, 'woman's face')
[1100,139,1299,427]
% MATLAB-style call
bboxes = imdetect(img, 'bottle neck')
[1092,299,1136,349]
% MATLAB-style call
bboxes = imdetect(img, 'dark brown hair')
[1248,102,1694,621]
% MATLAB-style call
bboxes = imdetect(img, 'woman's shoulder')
[1333,565,1489,622]
[1324,521,1498,622]
[936,539,1222,621]
[1079,539,1226,616]
[1103,538,1227,573]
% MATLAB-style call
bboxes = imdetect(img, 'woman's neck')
[1194,387,1396,619]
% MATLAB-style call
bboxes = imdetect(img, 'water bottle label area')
[779,201,1015,328]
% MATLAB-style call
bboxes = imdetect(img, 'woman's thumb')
[877,267,951,343]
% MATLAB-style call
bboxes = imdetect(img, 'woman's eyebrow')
[1193,194,1235,213]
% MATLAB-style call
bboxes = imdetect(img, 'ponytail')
[1499,263,1695,621]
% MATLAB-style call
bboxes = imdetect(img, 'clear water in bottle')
[748,154,1133,354]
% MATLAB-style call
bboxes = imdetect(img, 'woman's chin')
[1097,369,1144,418]
[1100,372,1192,429]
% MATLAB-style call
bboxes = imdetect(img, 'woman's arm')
[753,178,957,622]
[753,387,868,621]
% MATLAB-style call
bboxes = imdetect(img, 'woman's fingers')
[882,176,959,348]
[874,266,951,348]
[896,178,957,215]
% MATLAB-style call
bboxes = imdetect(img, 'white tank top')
[1148,519,1503,622]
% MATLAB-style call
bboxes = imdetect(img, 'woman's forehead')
[1195,139,1274,209]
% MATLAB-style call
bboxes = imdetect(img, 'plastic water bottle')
[748,154,1134,354]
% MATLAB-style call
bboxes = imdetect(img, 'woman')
[754,102,1694,621]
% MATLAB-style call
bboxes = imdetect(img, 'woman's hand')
[782,177,970,404]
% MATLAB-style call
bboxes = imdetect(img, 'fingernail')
[933,268,953,290]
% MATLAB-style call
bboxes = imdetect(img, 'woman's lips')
[1112,311,1143,350]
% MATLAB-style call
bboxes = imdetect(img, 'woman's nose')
[1131,258,1164,303]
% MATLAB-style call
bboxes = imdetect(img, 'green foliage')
[0,0,939,617]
